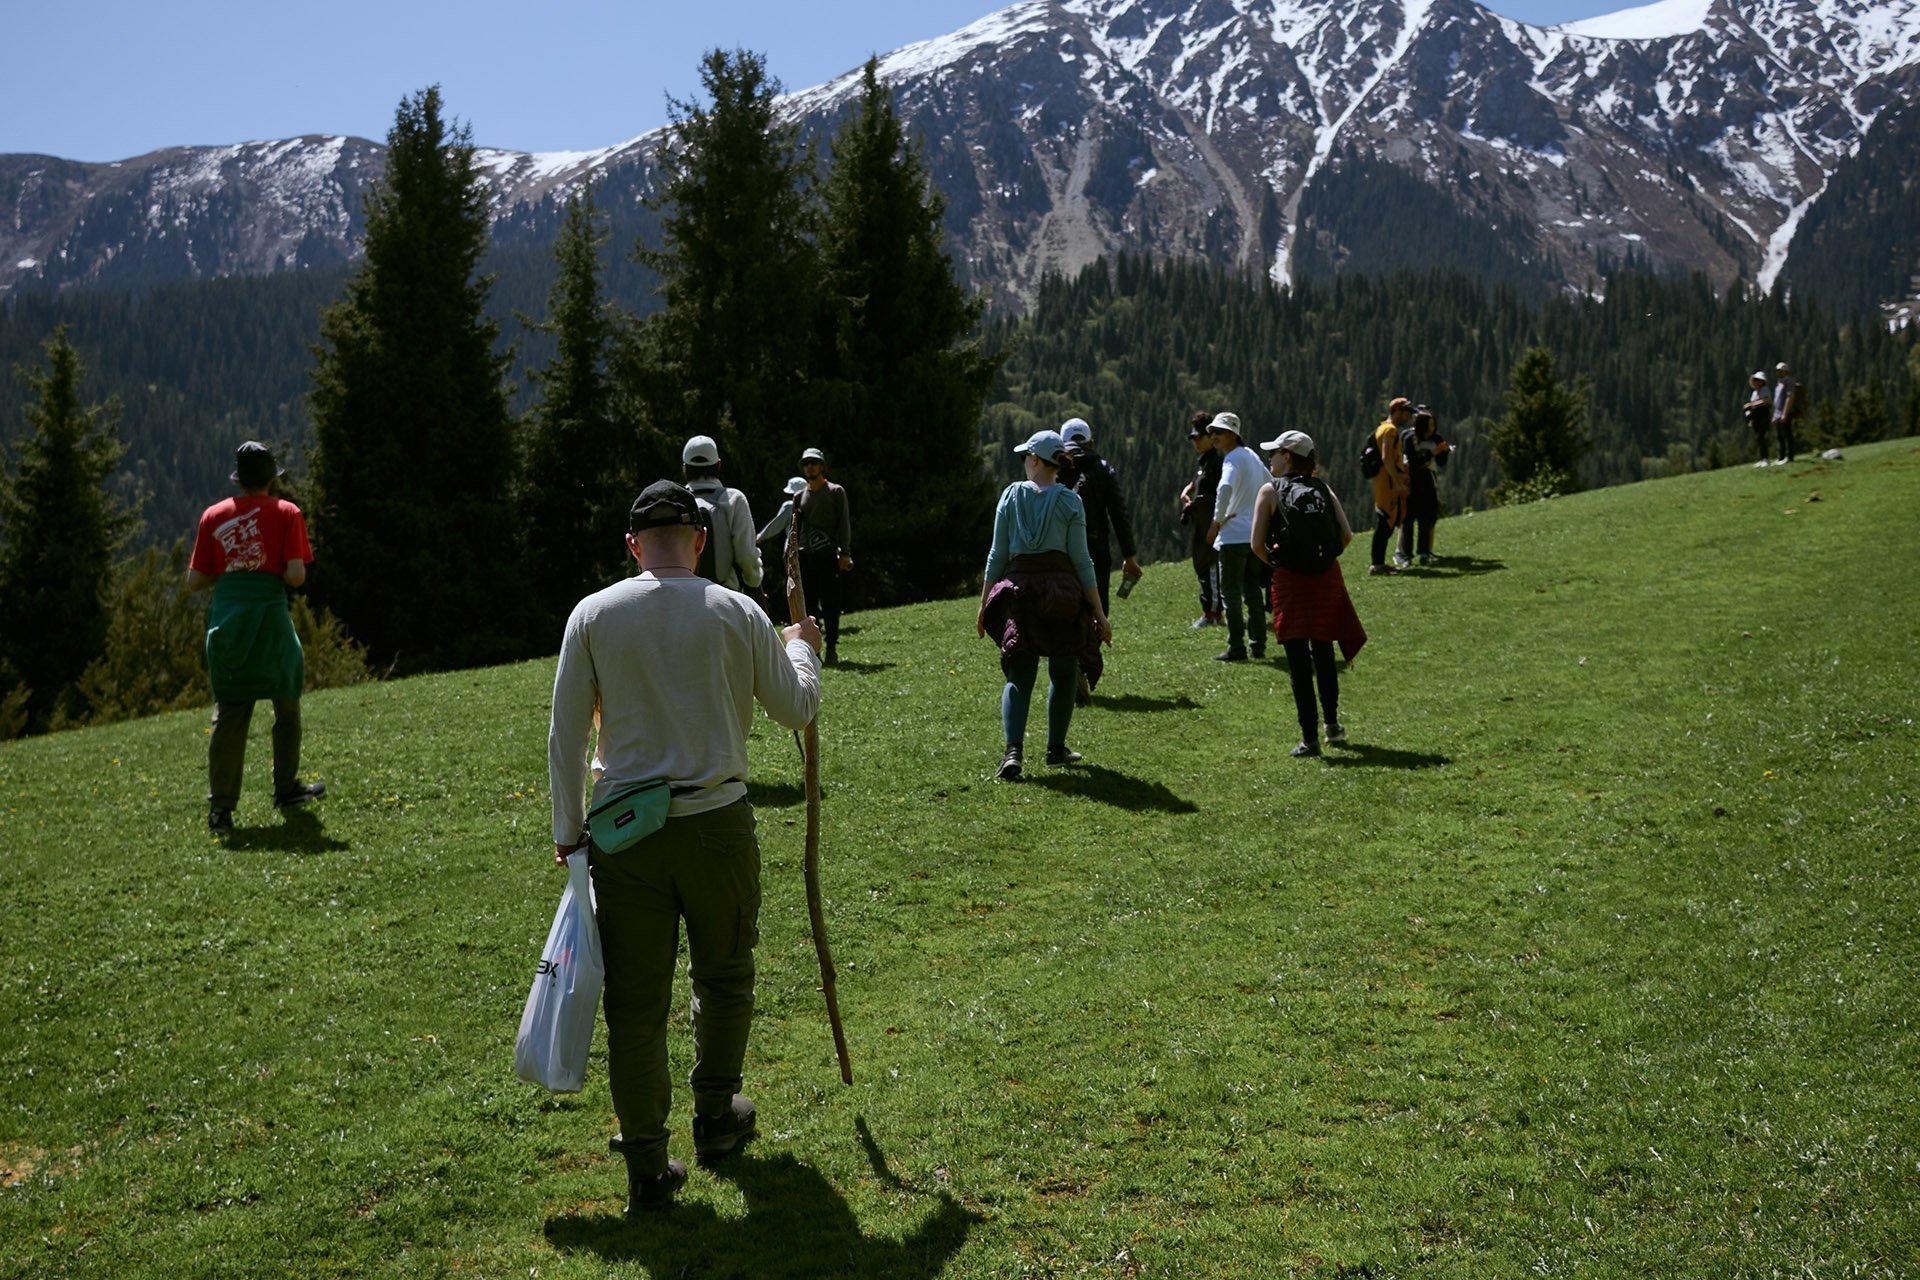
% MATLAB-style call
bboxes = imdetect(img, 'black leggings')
[1282,639,1339,737]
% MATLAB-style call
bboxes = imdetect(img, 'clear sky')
[6,0,1630,162]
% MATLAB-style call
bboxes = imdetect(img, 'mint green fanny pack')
[587,779,672,854]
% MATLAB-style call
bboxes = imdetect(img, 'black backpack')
[694,494,728,584]
[1267,475,1343,575]
[1359,441,1383,479]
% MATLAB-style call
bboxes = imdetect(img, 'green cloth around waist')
[206,572,305,702]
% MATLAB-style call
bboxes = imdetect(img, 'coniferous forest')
[986,256,1920,562]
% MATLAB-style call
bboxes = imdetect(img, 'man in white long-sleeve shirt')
[1205,412,1270,662]
[548,479,821,1214]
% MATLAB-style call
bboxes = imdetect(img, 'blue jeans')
[1002,652,1078,749]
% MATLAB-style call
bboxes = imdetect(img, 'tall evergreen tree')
[519,184,629,636]
[813,58,998,602]
[621,48,819,502]
[0,327,135,734]
[1490,345,1590,504]
[308,85,523,671]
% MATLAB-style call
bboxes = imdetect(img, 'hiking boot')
[208,808,234,835]
[1325,722,1348,745]
[1290,739,1321,758]
[995,746,1023,781]
[609,1134,686,1215]
[692,1095,756,1164]
[1045,745,1082,766]
[274,780,326,809]
[1213,650,1247,663]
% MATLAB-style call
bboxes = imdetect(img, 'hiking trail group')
[183,363,1801,1214]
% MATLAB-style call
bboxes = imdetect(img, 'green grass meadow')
[4,441,1917,1277]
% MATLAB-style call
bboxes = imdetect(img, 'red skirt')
[1270,560,1367,661]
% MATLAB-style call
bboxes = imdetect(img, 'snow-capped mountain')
[5,0,1918,313]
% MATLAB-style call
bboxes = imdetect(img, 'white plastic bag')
[513,851,605,1092]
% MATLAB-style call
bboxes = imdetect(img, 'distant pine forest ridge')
[2,252,1917,569]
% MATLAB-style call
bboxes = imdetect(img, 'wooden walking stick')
[784,515,853,1084]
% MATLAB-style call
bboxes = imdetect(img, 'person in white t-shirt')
[1203,412,1270,662]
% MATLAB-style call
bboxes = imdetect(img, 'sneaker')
[1752,459,1771,469]
[692,1094,756,1163]
[208,808,234,835]
[1325,722,1347,745]
[1188,615,1213,629]
[273,780,326,809]
[1367,564,1396,576]
[1045,745,1082,766]
[1213,650,1248,663]
[1290,740,1321,758]
[1418,553,1436,567]
[825,645,839,665]
[995,747,1023,781]
[1392,552,1412,569]
[1251,646,1266,660]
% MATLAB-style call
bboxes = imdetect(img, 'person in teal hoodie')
[976,430,1112,780]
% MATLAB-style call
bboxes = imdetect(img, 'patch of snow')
[16,258,38,270]
[1136,167,1158,187]
[1558,0,1712,42]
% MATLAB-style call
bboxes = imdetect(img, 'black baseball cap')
[231,441,283,487]
[629,480,701,531]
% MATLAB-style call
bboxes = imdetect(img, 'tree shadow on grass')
[543,1118,978,1278]
[1022,764,1199,813]
[220,810,350,853]
[746,780,806,810]
[1087,691,1200,713]
[1323,743,1451,770]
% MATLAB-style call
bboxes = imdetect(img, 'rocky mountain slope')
[4,0,1918,315]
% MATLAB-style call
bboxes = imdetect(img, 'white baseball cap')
[1259,430,1316,457]
[1015,430,1069,463]
[682,435,721,467]
[1060,418,1092,445]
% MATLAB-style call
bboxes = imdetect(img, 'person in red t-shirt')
[187,441,322,834]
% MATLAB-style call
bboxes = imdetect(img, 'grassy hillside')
[3,441,1916,1278]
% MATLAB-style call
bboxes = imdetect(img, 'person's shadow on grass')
[220,809,350,853]
[1401,554,1505,578]
[543,1117,979,1278]
[1023,764,1199,813]
[827,658,895,675]
[746,779,806,810]
[1323,743,1450,770]
[1086,691,1199,713]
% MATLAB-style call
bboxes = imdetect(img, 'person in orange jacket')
[1366,397,1412,574]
